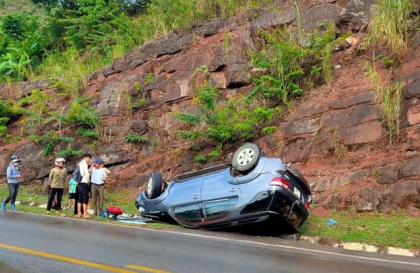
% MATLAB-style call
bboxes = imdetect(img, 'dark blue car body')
[135,144,312,234]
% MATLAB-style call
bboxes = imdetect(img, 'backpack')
[105,206,123,219]
[73,164,82,183]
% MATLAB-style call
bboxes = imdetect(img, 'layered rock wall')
[1,0,419,212]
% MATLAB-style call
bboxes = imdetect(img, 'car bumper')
[240,188,309,232]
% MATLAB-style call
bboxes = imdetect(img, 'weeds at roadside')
[298,210,420,250]
[365,62,402,144]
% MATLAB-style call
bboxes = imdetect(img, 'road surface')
[1,211,419,273]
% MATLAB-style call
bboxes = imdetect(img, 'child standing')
[67,178,77,210]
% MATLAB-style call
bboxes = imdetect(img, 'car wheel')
[146,171,163,199]
[232,143,261,173]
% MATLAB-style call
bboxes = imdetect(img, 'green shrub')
[0,99,23,123]
[0,117,9,137]
[76,128,99,139]
[55,148,84,158]
[125,134,149,143]
[28,131,75,157]
[175,82,281,149]
[194,155,206,163]
[189,144,202,151]
[366,0,412,58]
[366,62,403,143]
[66,98,100,129]
[249,25,336,103]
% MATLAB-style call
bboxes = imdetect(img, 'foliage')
[76,128,99,139]
[0,117,9,137]
[132,98,147,109]
[145,0,268,38]
[193,65,210,76]
[208,150,221,159]
[0,99,23,123]
[66,97,100,128]
[331,129,346,163]
[30,0,57,13]
[125,134,149,143]
[34,48,96,95]
[0,0,275,86]
[189,144,202,151]
[15,89,101,151]
[55,148,84,158]
[28,131,75,157]
[0,13,48,82]
[194,155,206,163]
[365,0,412,59]
[2,13,25,40]
[299,210,420,250]
[174,82,281,148]
[18,89,73,136]
[366,62,402,144]
[248,26,336,104]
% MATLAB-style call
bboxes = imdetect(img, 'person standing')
[67,178,77,210]
[89,158,107,216]
[2,155,22,211]
[46,158,67,215]
[77,153,92,218]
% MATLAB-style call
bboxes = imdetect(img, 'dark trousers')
[73,186,86,215]
[4,183,19,205]
[74,186,80,215]
[47,188,64,211]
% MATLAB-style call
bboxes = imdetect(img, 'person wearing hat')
[2,155,22,211]
[76,153,92,218]
[89,158,108,216]
[46,158,67,215]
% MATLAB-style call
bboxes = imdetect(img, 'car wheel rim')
[237,147,255,166]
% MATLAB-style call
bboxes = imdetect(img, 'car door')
[200,168,240,223]
[167,177,204,226]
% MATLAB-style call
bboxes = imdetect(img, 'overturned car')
[135,143,312,234]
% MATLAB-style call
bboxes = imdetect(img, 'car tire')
[146,171,163,199]
[232,143,261,173]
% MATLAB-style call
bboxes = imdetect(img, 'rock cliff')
[0,0,419,215]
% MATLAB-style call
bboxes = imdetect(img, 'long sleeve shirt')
[6,163,20,184]
[49,167,67,188]
[79,160,90,183]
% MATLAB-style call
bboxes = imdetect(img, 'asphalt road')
[1,211,419,273]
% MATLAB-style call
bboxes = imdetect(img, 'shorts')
[69,193,76,199]
[77,183,90,204]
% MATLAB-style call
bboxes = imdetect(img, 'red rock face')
[0,1,419,215]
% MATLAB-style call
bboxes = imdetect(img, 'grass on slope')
[0,0,43,17]
[0,183,418,250]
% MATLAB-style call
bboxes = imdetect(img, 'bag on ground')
[105,206,123,219]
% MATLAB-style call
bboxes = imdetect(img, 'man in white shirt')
[90,158,108,216]
[77,153,92,218]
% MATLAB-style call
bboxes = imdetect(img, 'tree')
[1,14,25,41]
[31,0,59,13]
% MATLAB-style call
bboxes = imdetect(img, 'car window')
[171,203,201,223]
[203,197,238,220]
[240,191,273,214]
